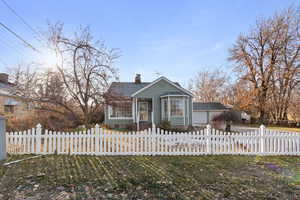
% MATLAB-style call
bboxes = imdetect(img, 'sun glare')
[38,48,61,69]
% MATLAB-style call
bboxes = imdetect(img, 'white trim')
[108,105,133,120]
[152,97,154,125]
[193,109,228,112]
[168,96,170,120]
[160,94,189,98]
[131,76,193,97]
[132,99,135,122]
[183,98,186,126]
[187,98,189,125]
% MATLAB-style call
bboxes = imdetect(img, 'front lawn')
[0,155,299,199]
[267,126,300,133]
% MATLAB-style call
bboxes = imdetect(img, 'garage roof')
[193,102,229,111]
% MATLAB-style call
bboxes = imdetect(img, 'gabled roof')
[131,76,193,97]
[107,76,193,98]
[107,82,151,97]
[193,102,229,111]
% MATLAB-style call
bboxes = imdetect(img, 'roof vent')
[135,74,141,84]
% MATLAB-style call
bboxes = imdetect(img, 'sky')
[0,0,299,86]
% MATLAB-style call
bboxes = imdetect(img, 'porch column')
[168,96,170,121]
[187,97,190,125]
[183,98,186,126]
[136,98,139,131]
[151,97,154,126]
[132,98,135,123]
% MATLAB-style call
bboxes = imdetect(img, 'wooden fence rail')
[6,124,300,156]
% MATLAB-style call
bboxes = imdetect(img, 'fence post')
[260,124,265,155]
[95,124,100,154]
[152,123,156,156]
[206,124,211,154]
[0,117,6,160]
[36,124,42,154]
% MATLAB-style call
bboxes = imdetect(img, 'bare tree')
[45,22,119,127]
[229,6,300,123]
[269,8,300,122]
[7,63,38,99]
[289,87,300,122]
[9,23,120,128]
[189,69,230,103]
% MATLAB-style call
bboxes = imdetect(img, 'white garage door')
[192,111,207,126]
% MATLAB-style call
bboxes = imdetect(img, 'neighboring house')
[0,73,34,118]
[192,102,229,126]
[104,74,193,129]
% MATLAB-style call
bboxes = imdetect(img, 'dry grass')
[267,127,300,133]
[0,155,299,199]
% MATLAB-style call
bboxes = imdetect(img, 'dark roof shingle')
[193,102,228,111]
[107,82,151,97]
[107,80,182,97]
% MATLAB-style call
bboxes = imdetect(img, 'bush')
[159,120,172,130]
[212,111,239,123]
[6,110,78,132]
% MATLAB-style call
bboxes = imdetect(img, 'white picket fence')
[6,124,300,156]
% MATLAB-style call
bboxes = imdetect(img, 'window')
[161,98,168,119]
[4,105,14,113]
[139,102,148,121]
[161,97,185,118]
[170,98,184,116]
[109,102,132,119]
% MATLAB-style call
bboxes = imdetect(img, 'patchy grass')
[0,155,299,199]
[236,123,300,133]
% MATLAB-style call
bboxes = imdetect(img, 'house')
[104,74,193,130]
[0,73,34,118]
[192,102,229,126]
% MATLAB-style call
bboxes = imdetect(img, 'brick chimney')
[135,74,141,84]
[0,73,8,84]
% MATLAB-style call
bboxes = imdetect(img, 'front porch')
[132,94,192,130]
[132,97,154,130]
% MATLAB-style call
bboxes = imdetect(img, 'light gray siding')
[105,79,193,127]
[134,79,192,126]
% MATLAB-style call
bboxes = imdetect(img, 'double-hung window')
[109,102,132,119]
[161,97,184,119]
[170,98,184,116]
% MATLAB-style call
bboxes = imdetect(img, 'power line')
[0,37,28,58]
[0,0,45,43]
[0,21,40,52]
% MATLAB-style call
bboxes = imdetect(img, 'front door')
[138,102,149,121]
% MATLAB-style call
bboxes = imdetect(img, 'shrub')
[159,120,172,130]
[212,111,239,123]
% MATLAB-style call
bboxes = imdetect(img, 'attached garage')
[192,102,229,126]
